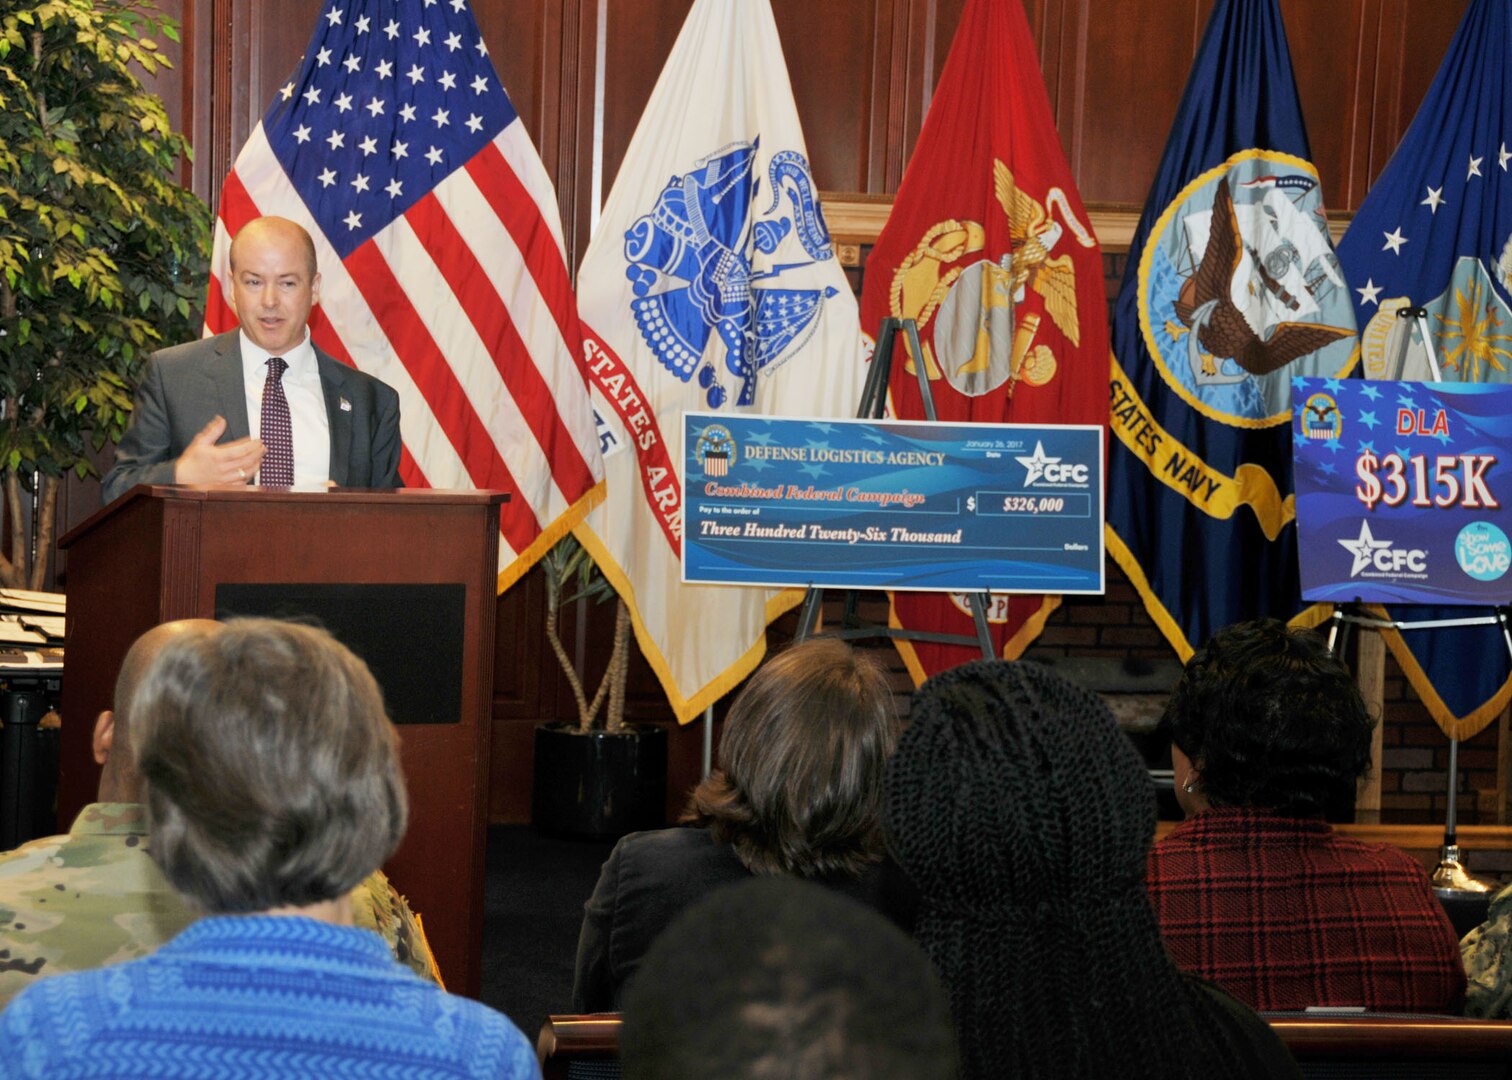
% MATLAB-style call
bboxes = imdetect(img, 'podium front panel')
[60,486,505,996]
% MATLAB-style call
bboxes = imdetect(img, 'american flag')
[205,0,604,588]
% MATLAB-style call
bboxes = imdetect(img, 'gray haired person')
[1,619,541,1080]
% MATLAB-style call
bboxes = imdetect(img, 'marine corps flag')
[1335,0,1512,739]
[575,0,868,719]
[1105,0,1355,659]
[858,0,1108,682]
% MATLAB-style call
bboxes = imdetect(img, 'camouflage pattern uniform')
[0,803,439,1007]
[1463,882,1512,1017]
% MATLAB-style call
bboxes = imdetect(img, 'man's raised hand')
[173,415,266,487]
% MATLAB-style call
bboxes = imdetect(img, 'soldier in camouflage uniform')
[1463,883,1512,1017]
[0,622,439,1006]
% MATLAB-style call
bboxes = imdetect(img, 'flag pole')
[702,705,714,779]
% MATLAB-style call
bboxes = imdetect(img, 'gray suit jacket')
[102,331,402,504]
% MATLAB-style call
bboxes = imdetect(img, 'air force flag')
[1336,0,1512,739]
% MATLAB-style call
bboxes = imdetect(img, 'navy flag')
[1107,0,1354,659]
[1336,0,1512,739]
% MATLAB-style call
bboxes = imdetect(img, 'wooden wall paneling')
[181,1,214,202]
[1282,0,1370,214]
[245,3,314,170]
[473,0,587,257]
[202,0,235,207]
[488,565,556,823]
[1279,0,1464,216]
[865,0,905,191]
[474,1,549,140]
[1066,0,1207,206]
[771,0,882,193]
[1331,0,1385,213]
[1034,0,1084,184]
[1362,0,1469,208]
[562,0,599,271]
[897,0,963,188]
[594,0,694,222]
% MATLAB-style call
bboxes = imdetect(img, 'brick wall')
[1379,665,1503,827]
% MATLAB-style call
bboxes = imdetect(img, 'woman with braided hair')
[886,659,1298,1080]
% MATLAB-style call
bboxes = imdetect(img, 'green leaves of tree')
[0,0,210,484]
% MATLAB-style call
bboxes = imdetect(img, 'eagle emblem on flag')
[886,160,1096,398]
[623,141,839,410]
[1141,151,1357,429]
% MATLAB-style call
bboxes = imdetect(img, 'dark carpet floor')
[480,825,616,1038]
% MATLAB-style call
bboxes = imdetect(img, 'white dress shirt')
[239,329,331,487]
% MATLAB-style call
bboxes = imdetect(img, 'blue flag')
[1335,0,1512,739]
[1107,0,1356,658]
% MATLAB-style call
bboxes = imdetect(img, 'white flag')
[576,0,868,720]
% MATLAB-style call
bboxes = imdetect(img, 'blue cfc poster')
[1293,378,1512,604]
[681,413,1105,593]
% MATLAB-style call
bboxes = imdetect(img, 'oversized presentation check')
[681,413,1104,593]
[1294,377,1512,604]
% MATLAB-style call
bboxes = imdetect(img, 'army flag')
[858,0,1108,682]
[206,0,603,590]
[1335,0,1512,738]
[575,0,868,720]
[1105,0,1355,659]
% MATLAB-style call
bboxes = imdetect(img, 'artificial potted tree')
[0,0,210,587]
[531,534,666,838]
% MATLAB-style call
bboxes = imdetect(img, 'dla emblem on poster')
[682,413,1104,592]
[1294,377,1512,603]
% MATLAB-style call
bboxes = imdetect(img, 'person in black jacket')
[572,637,913,1013]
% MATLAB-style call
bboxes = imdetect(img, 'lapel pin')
[339,397,352,412]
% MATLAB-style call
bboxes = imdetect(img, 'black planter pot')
[531,722,668,840]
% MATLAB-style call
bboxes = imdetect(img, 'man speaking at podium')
[101,216,401,504]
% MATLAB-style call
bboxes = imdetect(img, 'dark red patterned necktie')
[260,357,294,487]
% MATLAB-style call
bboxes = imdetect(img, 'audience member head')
[684,637,897,877]
[620,877,957,1080]
[92,619,222,804]
[132,618,406,914]
[886,659,1256,1079]
[1164,618,1373,818]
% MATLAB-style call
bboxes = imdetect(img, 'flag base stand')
[1324,305,1497,897]
[793,318,994,660]
[1328,603,1506,898]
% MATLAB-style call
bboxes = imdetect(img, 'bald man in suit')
[102,217,401,504]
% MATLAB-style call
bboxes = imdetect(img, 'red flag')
[205,0,603,591]
[859,0,1109,682]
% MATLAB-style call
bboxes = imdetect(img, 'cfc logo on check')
[1016,441,1089,487]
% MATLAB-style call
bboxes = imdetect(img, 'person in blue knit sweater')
[0,618,539,1080]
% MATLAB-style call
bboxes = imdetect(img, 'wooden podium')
[58,485,506,996]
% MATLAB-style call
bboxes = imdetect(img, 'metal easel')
[1327,304,1497,894]
[791,318,995,659]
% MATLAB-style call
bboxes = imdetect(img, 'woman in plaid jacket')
[1148,618,1465,1013]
